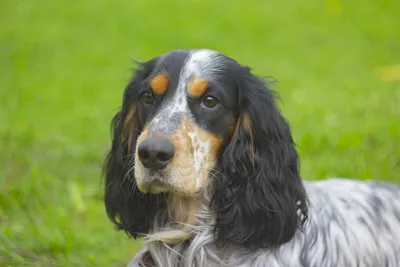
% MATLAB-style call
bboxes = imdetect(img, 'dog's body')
[127,179,400,267]
[104,49,400,267]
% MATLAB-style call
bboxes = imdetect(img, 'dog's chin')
[135,167,206,196]
[136,179,168,194]
[136,177,202,196]
[138,181,201,196]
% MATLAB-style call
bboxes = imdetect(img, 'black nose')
[138,137,175,170]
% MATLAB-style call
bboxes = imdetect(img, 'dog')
[103,49,400,267]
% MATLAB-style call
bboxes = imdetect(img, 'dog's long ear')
[213,68,308,249]
[103,58,166,239]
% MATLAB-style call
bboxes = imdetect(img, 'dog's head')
[104,49,308,249]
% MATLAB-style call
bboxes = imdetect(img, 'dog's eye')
[202,96,219,108]
[142,92,154,105]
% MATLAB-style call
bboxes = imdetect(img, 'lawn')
[1,0,399,266]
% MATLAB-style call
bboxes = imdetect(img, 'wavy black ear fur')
[213,67,308,249]
[103,58,167,239]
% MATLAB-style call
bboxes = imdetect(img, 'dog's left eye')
[142,92,154,105]
[202,96,219,108]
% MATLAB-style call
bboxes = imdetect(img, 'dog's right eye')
[142,92,154,105]
[202,95,219,108]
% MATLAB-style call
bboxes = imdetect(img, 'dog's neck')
[145,194,206,245]
[140,191,219,267]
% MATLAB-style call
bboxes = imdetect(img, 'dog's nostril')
[157,151,172,162]
[138,150,150,160]
[138,137,175,170]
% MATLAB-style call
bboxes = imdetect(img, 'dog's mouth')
[135,162,206,196]
[137,179,170,194]
[137,175,204,196]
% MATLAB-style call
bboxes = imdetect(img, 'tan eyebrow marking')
[188,79,209,98]
[150,73,169,95]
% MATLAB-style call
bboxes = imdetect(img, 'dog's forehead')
[182,49,223,77]
[157,49,223,77]
[147,49,225,135]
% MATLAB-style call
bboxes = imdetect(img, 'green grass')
[1,0,399,266]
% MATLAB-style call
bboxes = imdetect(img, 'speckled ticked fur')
[103,49,400,267]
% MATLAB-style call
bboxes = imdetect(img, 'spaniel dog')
[103,49,400,267]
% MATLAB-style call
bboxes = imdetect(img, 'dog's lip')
[149,180,169,194]
[138,180,169,194]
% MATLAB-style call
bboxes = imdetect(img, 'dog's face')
[132,50,239,195]
[105,49,308,249]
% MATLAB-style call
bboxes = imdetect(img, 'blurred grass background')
[1,0,399,266]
